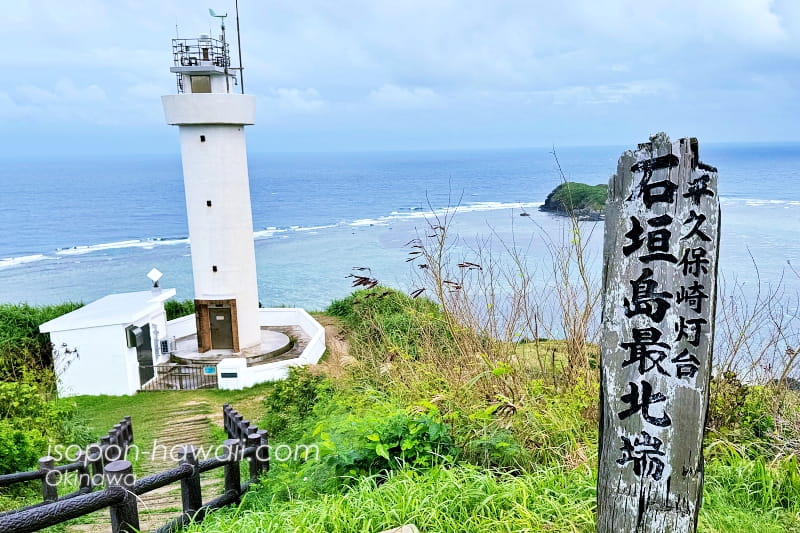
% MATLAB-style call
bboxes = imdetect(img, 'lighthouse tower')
[162,32,260,353]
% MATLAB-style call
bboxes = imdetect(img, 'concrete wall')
[255,308,326,364]
[52,325,131,397]
[166,314,196,340]
[217,309,326,390]
[162,94,255,125]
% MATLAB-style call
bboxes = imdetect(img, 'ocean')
[1,143,799,314]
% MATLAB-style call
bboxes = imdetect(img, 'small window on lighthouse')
[190,75,212,94]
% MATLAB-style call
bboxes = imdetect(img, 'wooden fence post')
[247,433,262,481]
[108,430,122,462]
[222,439,241,502]
[597,133,720,532]
[238,419,250,441]
[234,414,244,439]
[223,408,232,435]
[38,456,58,502]
[124,415,133,445]
[177,446,202,520]
[222,404,231,435]
[75,451,92,491]
[257,430,270,473]
[100,435,111,467]
[88,443,104,482]
[105,460,139,533]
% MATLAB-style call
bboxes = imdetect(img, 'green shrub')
[0,420,44,474]
[708,373,776,453]
[0,302,82,380]
[0,379,93,474]
[328,287,453,367]
[463,426,525,469]
[705,453,800,513]
[0,380,44,420]
[184,464,598,533]
[541,182,608,213]
[261,367,333,443]
[315,406,457,477]
[164,299,195,321]
[0,303,94,475]
[328,287,441,330]
[259,383,457,498]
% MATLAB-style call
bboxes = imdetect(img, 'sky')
[1,0,799,156]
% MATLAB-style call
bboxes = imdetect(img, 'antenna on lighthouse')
[235,0,245,94]
[209,8,230,92]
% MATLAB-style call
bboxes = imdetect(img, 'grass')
[73,384,275,440]
[181,461,800,533]
[187,294,795,532]
[700,457,800,532]
[2,287,799,532]
[72,383,275,471]
[185,465,597,533]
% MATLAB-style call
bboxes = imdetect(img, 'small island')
[539,181,608,220]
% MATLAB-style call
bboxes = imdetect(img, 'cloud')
[15,79,106,108]
[0,78,164,124]
[267,88,326,113]
[550,81,675,106]
[367,85,441,109]
[125,82,166,100]
[2,0,800,152]
[0,92,21,119]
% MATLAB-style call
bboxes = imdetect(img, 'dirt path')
[313,314,354,378]
[66,399,222,533]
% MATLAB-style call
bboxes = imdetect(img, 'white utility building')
[39,289,176,397]
[162,35,261,354]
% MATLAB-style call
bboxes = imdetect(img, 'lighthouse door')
[210,308,234,350]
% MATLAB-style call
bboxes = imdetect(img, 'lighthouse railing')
[172,38,230,69]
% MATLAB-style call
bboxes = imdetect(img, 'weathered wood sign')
[597,133,720,532]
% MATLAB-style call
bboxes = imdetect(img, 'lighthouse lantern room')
[162,26,260,354]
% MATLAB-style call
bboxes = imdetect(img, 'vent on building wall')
[125,326,144,348]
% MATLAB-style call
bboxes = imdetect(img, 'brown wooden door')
[210,308,233,349]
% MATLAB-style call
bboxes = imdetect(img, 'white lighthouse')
[162,30,260,353]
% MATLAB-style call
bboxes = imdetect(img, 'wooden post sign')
[597,133,720,532]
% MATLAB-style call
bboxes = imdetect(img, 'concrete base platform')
[164,308,326,389]
[173,327,293,366]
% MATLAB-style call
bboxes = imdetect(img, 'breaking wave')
[0,201,545,270]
